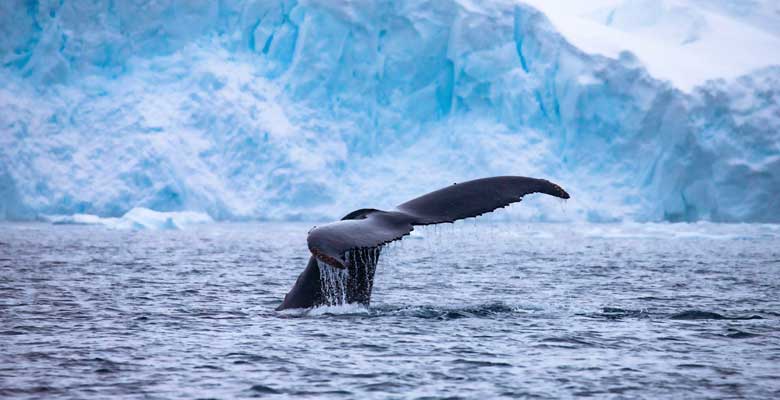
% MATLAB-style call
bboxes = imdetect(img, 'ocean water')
[1,222,779,399]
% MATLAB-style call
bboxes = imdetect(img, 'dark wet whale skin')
[276,215,381,310]
[275,250,381,311]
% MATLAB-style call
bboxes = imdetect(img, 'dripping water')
[317,259,349,306]
[316,247,383,306]
[363,247,380,296]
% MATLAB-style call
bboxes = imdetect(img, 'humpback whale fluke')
[276,176,569,311]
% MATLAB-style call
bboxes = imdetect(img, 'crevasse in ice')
[1,0,778,222]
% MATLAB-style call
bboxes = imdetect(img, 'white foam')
[304,303,371,317]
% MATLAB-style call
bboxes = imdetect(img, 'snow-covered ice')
[522,0,780,91]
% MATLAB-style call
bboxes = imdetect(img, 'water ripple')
[1,222,778,399]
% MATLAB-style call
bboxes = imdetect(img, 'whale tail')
[276,176,569,311]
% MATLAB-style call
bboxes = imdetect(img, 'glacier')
[1,0,778,223]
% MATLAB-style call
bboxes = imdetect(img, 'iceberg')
[43,207,213,230]
[1,0,778,223]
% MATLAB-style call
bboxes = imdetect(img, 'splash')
[306,303,371,317]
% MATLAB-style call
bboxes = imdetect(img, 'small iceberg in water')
[43,207,213,230]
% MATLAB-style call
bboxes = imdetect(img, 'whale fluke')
[307,177,569,268]
[277,176,569,311]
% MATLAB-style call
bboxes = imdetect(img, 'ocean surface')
[1,222,779,399]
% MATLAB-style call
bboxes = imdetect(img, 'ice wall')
[1,0,778,222]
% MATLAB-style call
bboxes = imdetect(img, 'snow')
[522,0,780,91]
[0,0,778,223]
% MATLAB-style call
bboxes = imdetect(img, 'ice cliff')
[1,0,778,222]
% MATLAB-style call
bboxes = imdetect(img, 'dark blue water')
[1,222,779,399]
